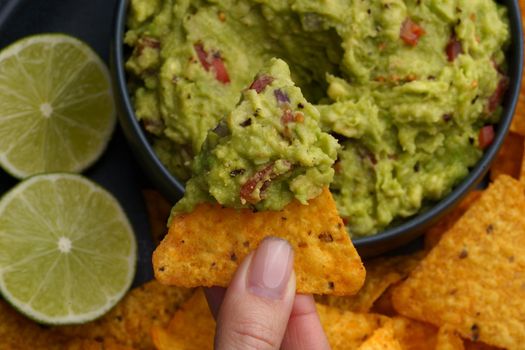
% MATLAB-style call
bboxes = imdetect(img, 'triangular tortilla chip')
[392,175,525,349]
[153,188,365,295]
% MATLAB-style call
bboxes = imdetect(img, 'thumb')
[214,237,296,350]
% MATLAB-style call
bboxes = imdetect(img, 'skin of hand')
[205,237,331,350]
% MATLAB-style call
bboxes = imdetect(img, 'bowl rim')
[112,0,185,196]
[112,0,524,255]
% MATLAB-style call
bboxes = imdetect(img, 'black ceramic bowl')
[111,0,523,257]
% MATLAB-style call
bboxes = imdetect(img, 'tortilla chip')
[357,321,402,350]
[0,288,139,349]
[510,33,525,136]
[424,191,483,250]
[436,325,465,350]
[521,137,525,184]
[391,316,439,350]
[57,280,193,350]
[464,340,503,349]
[152,287,396,350]
[317,253,423,312]
[370,285,397,317]
[151,289,215,350]
[153,188,365,295]
[143,189,173,245]
[317,303,391,349]
[490,132,524,181]
[510,86,525,136]
[64,338,135,350]
[0,297,69,349]
[392,175,525,349]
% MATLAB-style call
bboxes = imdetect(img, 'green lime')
[0,34,115,179]
[0,173,136,324]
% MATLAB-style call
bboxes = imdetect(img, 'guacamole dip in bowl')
[112,0,523,256]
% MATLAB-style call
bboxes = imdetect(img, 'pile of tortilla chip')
[2,126,525,350]
[151,174,525,350]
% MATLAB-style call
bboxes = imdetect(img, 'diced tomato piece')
[210,54,230,84]
[487,76,509,114]
[194,43,230,84]
[239,161,293,204]
[400,19,425,46]
[249,75,274,93]
[446,36,462,62]
[240,164,274,204]
[478,125,495,149]
[194,43,211,70]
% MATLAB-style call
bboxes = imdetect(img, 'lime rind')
[0,173,136,324]
[0,34,116,179]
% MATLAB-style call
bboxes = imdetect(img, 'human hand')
[205,237,331,350]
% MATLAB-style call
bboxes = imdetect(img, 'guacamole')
[125,0,510,236]
[174,58,339,213]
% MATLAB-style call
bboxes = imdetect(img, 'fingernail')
[247,237,294,300]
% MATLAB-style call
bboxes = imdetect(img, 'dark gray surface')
[0,0,155,286]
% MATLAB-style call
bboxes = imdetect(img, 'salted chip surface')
[521,136,525,184]
[57,280,193,350]
[153,288,392,350]
[0,297,68,349]
[391,316,439,350]
[510,88,525,136]
[393,175,525,349]
[153,188,365,295]
[424,191,482,250]
[357,321,402,350]
[316,303,390,349]
[317,253,422,312]
[151,289,214,350]
[436,325,466,350]
[490,132,524,181]
[64,338,135,350]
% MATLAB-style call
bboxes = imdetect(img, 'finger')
[281,294,331,350]
[214,237,296,350]
[204,286,226,319]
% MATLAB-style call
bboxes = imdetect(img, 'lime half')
[0,174,136,324]
[0,34,115,178]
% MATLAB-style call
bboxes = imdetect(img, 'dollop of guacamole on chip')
[125,0,510,236]
[174,58,339,213]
